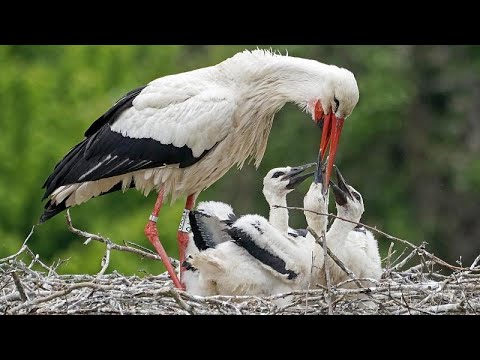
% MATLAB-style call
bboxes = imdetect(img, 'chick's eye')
[353,192,361,201]
[272,171,285,178]
[334,97,340,112]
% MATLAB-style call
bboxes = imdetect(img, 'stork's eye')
[334,97,340,112]
[272,171,285,178]
[353,191,361,201]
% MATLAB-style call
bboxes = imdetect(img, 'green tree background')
[1,45,479,275]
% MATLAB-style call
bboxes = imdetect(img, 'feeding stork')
[39,49,359,289]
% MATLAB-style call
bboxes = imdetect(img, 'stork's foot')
[144,220,184,290]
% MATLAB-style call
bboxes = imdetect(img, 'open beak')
[283,162,315,190]
[319,112,345,193]
[329,165,353,206]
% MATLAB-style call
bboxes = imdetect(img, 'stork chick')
[326,166,382,287]
[262,163,315,236]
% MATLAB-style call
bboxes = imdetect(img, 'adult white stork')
[40,49,359,289]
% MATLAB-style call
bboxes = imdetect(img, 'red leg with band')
[177,193,197,284]
[144,188,183,290]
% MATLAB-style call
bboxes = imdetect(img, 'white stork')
[325,166,382,287]
[40,49,359,289]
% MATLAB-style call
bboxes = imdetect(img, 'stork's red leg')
[178,193,197,284]
[144,188,183,290]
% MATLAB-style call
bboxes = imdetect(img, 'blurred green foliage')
[1,45,479,275]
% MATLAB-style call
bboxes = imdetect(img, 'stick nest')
[1,211,479,315]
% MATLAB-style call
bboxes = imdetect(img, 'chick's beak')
[283,162,316,189]
[329,165,353,206]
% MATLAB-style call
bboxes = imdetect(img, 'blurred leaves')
[1,45,479,274]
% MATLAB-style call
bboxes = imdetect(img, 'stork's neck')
[303,184,329,236]
[263,190,289,235]
[326,209,359,250]
[215,50,332,169]
[221,50,331,106]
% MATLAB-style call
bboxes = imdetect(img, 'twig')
[0,226,35,264]
[384,242,395,269]
[275,205,472,272]
[470,254,480,270]
[65,210,178,269]
[168,289,195,315]
[8,282,117,314]
[11,272,28,302]
[307,226,365,289]
[24,247,57,275]
[406,261,433,273]
[305,251,315,314]
[318,228,333,314]
[388,247,408,271]
[97,242,112,277]
[123,241,156,255]
[391,247,422,271]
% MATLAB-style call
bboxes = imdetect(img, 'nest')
[1,211,480,315]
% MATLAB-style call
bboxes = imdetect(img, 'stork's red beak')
[319,112,344,191]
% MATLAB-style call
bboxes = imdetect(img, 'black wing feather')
[42,86,214,201]
[189,210,235,251]
[227,226,298,280]
[43,125,212,200]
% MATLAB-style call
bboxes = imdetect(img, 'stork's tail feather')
[39,200,68,224]
[39,181,134,224]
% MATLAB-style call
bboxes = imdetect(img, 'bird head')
[329,165,364,221]
[263,162,315,199]
[195,201,236,222]
[305,66,359,194]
